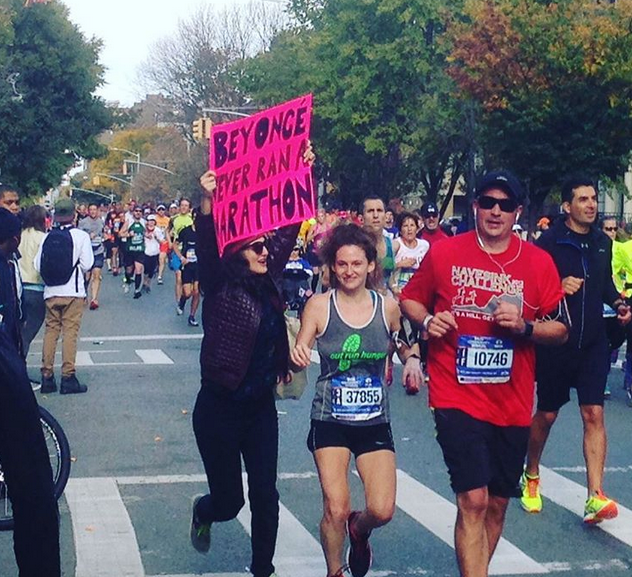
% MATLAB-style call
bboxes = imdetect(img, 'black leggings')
[193,387,279,577]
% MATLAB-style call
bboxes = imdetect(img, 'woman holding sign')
[190,143,314,577]
[290,224,423,577]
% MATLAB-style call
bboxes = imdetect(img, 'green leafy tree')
[447,0,632,222]
[243,0,467,207]
[0,0,111,196]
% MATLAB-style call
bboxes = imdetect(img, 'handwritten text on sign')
[211,94,315,256]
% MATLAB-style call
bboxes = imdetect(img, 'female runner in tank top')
[290,224,423,577]
[390,212,430,298]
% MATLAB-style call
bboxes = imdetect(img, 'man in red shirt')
[419,202,449,246]
[401,171,568,577]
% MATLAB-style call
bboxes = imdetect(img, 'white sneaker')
[176,305,184,315]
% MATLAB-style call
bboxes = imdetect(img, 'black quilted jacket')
[195,213,299,391]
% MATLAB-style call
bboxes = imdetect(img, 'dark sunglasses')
[478,196,518,213]
[245,240,268,255]
[604,226,617,232]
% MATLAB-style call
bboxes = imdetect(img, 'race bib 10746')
[456,335,514,385]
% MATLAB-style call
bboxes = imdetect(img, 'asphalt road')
[1,269,632,576]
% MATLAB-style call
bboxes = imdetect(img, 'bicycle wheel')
[0,405,71,531]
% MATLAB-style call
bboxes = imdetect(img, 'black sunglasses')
[245,240,268,255]
[604,226,617,232]
[478,196,518,213]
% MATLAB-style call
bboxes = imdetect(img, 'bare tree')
[138,1,286,125]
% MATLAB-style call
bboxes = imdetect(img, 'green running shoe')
[583,491,618,524]
[519,472,542,513]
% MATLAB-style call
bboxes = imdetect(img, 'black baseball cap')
[475,170,524,204]
[421,202,439,218]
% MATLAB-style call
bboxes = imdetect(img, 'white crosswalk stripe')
[395,470,548,575]
[27,348,175,367]
[237,472,324,577]
[539,466,632,547]
[62,468,632,577]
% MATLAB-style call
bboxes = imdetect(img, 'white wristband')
[422,314,434,333]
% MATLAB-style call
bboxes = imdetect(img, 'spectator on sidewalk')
[35,198,93,395]
[0,184,20,216]
[0,207,61,577]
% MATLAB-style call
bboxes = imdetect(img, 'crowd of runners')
[2,159,632,577]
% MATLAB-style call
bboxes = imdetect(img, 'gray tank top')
[310,290,391,425]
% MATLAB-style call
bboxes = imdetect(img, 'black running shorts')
[182,263,199,285]
[125,250,144,268]
[536,339,609,411]
[307,420,395,457]
[144,254,158,279]
[433,408,529,498]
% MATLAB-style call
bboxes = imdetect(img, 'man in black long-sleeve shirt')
[519,176,631,524]
[0,207,60,576]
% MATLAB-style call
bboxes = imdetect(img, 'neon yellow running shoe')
[583,491,618,524]
[519,472,542,513]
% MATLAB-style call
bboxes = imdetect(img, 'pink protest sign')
[210,94,315,257]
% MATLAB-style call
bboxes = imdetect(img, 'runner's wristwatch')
[522,321,534,339]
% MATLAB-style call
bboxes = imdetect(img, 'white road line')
[543,559,630,573]
[148,574,247,577]
[64,477,144,577]
[135,349,174,365]
[540,466,632,547]
[395,470,548,575]
[550,465,632,474]
[84,334,202,342]
[29,348,175,368]
[98,472,318,486]
[236,474,325,577]
[117,474,207,485]
[75,351,95,366]
[31,333,203,344]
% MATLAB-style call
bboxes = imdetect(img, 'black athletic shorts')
[536,339,609,411]
[144,254,158,279]
[91,253,104,269]
[307,420,395,457]
[182,262,199,285]
[125,250,144,268]
[433,408,528,498]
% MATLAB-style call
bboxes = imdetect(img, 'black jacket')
[195,213,299,392]
[0,252,23,358]
[536,219,619,349]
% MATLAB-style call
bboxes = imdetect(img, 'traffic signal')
[192,117,211,142]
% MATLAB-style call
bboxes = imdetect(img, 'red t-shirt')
[419,227,449,246]
[401,231,563,427]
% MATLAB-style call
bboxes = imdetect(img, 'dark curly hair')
[396,211,419,231]
[320,224,381,290]
[219,243,276,298]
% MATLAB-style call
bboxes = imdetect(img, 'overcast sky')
[61,0,281,106]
